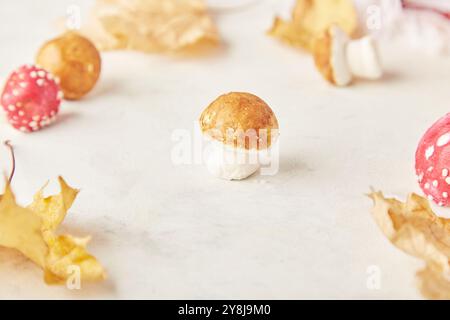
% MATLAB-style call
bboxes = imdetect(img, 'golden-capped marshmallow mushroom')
[313,25,383,86]
[199,92,279,180]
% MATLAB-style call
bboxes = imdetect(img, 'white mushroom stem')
[345,36,383,80]
[204,140,261,181]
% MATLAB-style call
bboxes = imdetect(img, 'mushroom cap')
[415,113,450,206]
[36,32,101,100]
[313,25,351,86]
[0,65,61,132]
[199,92,279,150]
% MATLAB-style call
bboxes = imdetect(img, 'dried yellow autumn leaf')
[81,0,219,53]
[417,265,450,300]
[268,17,315,51]
[0,177,106,285]
[44,234,106,285]
[28,176,79,232]
[0,185,48,267]
[293,0,358,36]
[268,0,358,52]
[369,191,450,299]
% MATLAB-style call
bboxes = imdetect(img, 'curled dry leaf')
[0,177,106,285]
[269,17,314,51]
[417,265,450,300]
[268,0,358,52]
[80,0,219,53]
[369,191,450,299]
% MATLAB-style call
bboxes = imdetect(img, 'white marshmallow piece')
[346,36,383,79]
[328,25,383,85]
[204,140,261,181]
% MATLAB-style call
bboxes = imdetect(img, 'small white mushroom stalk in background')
[314,25,383,86]
[346,36,383,79]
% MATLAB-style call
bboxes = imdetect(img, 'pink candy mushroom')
[1,65,62,132]
[415,113,450,206]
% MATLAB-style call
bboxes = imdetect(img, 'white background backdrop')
[0,0,449,299]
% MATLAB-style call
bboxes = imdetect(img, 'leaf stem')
[4,140,15,184]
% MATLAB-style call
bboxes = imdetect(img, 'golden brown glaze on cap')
[36,32,101,100]
[199,92,279,150]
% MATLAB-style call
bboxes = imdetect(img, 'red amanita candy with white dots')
[1,65,62,132]
[415,113,450,206]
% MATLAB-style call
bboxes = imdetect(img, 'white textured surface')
[0,0,450,299]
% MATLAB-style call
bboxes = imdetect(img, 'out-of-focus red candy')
[1,65,62,132]
[415,113,450,206]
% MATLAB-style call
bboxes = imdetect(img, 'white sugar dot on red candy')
[0,65,61,132]
[416,113,450,206]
